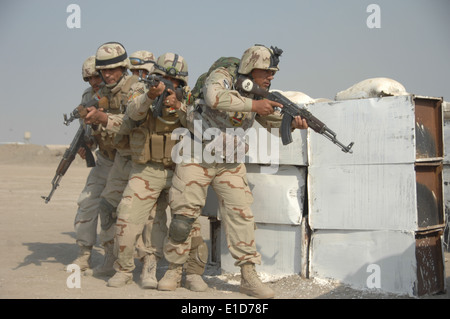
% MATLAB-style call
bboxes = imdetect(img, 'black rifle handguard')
[235,76,354,153]
[139,74,184,117]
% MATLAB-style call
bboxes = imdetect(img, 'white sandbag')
[335,77,410,101]
[314,98,334,103]
[270,89,315,104]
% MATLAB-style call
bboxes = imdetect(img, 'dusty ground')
[0,144,448,302]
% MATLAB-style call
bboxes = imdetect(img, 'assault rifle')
[63,96,109,126]
[235,76,354,153]
[41,125,95,203]
[139,74,184,117]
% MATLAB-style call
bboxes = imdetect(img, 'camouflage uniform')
[81,42,139,276]
[163,45,284,298]
[125,50,168,274]
[109,53,207,291]
[71,56,112,271]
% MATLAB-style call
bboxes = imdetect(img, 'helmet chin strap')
[101,69,127,89]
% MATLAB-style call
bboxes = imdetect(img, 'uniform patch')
[185,92,193,105]
[128,87,145,101]
[229,112,246,126]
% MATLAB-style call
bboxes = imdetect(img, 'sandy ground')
[0,144,448,302]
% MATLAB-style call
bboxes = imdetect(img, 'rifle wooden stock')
[64,96,109,126]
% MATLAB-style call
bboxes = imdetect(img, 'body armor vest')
[94,75,138,160]
[130,106,182,166]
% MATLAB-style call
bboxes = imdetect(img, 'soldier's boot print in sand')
[157,263,182,291]
[140,254,159,289]
[240,263,274,299]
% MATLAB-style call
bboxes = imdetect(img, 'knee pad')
[169,215,196,244]
[99,198,116,230]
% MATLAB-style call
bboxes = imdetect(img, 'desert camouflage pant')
[74,151,114,247]
[113,161,173,272]
[98,153,132,244]
[165,161,261,267]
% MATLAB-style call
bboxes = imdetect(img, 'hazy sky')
[1,0,449,145]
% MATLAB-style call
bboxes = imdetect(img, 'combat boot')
[240,263,274,299]
[185,274,208,292]
[157,263,182,291]
[140,254,159,289]
[69,245,92,271]
[107,271,133,288]
[184,236,208,292]
[92,240,116,277]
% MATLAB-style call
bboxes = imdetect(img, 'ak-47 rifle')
[41,96,107,203]
[41,125,96,203]
[235,76,354,153]
[63,96,109,126]
[139,74,184,117]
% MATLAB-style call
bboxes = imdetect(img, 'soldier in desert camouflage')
[70,55,111,271]
[81,56,103,96]
[109,49,172,288]
[128,50,156,79]
[160,45,308,298]
[82,42,140,277]
[107,53,208,291]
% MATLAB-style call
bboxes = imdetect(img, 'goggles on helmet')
[130,57,155,66]
[154,53,188,77]
[154,64,188,77]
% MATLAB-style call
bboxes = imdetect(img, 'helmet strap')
[101,68,127,88]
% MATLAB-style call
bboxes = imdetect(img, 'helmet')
[82,56,99,81]
[95,42,130,70]
[153,52,188,86]
[238,44,283,75]
[129,50,156,73]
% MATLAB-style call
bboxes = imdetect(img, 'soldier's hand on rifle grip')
[77,147,87,160]
[165,89,181,110]
[84,106,108,126]
[147,81,165,100]
[252,99,282,116]
[292,115,308,130]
